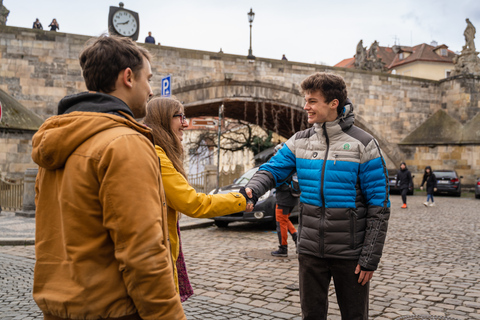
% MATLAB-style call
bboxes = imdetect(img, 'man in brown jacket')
[31,36,185,320]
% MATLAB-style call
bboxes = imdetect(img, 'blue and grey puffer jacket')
[246,103,390,271]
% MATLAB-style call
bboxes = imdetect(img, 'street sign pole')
[216,104,224,192]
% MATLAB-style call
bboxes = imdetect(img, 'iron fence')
[0,177,24,212]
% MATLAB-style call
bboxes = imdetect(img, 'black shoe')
[271,245,288,257]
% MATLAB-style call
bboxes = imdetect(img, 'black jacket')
[421,173,437,193]
[396,168,412,189]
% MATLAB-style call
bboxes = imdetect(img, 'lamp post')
[247,8,255,60]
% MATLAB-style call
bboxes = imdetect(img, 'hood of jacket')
[313,98,354,136]
[32,92,152,170]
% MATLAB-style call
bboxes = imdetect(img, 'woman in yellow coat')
[144,97,249,302]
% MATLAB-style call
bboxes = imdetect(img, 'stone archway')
[174,80,403,167]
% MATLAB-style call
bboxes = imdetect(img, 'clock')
[108,4,140,41]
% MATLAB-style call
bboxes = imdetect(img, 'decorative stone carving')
[453,18,480,76]
[354,40,387,72]
[0,0,9,25]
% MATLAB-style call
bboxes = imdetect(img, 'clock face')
[113,10,137,37]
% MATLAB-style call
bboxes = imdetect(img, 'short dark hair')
[79,35,152,93]
[300,72,348,114]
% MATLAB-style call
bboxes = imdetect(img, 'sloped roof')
[400,109,480,145]
[334,57,355,68]
[389,43,456,69]
[0,88,44,131]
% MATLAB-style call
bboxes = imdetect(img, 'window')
[399,52,404,60]
[445,70,451,78]
[441,49,447,56]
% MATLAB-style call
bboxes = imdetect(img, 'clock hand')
[118,20,130,25]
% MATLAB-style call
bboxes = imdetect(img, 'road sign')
[192,119,217,127]
[161,75,171,97]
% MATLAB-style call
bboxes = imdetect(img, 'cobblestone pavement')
[1,195,480,319]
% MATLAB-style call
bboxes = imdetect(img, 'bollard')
[15,168,38,218]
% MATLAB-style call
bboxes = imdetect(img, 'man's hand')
[239,187,258,212]
[355,264,374,286]
[434,188,437,192]
[420,186,423,191]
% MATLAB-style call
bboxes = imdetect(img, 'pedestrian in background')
[243,72,390,320]
[32,18,42,29]
[420,165,437,207]
[270,142,299,257]
[145,31,155,44]
[31,35,185,319]
[144,97,250,302]
[282,54,288,61]
[396,162,412,209]
[48,18,59,31]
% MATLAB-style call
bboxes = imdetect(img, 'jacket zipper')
[350,209,357,249]
[319,123,330,258]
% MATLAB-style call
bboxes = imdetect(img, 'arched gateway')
[174,80,400,168]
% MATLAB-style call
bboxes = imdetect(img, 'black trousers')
[298,254,369,320]
[401,187,408,204]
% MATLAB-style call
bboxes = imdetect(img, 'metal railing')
[0,177,24,212]
[188,171,205,193]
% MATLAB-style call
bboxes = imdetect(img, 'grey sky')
[4,0,478,66]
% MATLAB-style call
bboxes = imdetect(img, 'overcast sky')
[4,0,479,66]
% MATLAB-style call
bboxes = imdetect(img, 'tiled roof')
[388,43,455,68]
[334,57,355,68]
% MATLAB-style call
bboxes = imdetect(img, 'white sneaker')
[429,202,435,207]
[423,202,428,207]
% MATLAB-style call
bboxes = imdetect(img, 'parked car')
[210,166,298,228]
[475,177,480,199]
[387,169,414,195]
[433,170,462,197]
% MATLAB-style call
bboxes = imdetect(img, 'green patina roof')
[400,109,480,145]
[0,88,44,131]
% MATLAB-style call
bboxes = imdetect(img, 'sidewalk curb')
[0,238,35,246]
[0,221,215,246]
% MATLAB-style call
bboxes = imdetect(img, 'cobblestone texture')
[1,195,480,319]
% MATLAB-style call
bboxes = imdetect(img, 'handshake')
[239,187,258,212]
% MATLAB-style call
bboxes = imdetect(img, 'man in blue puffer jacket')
[241,72,390,320]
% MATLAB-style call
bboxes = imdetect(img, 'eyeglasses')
[173,113,187,124]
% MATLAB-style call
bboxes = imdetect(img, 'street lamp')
[247,8,255,60]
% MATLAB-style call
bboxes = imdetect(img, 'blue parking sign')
[161,75,171,97]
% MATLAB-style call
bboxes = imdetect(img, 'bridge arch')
[174,80,399,167]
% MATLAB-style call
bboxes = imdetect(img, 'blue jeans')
[427,193,434,202]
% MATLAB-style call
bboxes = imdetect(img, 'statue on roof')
[463,18,476,53]
[368,41,379,61]
[0,0,9,26]
[354,40,367,69]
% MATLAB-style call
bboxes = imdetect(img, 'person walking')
[144,97,250,302]
[396,162,412,209]
[48,18,59,31]
[31,35,185,320]
[420,166,437,207]
[270,142,299,257]
[32,18,42,29]
[145,31,155,44]
[242,72,390,320]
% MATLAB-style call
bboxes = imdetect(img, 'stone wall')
[0,131,35,179]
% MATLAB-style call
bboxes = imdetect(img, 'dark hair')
[79,35,152,93]
[300,72,348,114]
[144,97,187,179]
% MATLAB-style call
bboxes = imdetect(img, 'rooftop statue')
[0,0,9,26]
[463,18,476,53]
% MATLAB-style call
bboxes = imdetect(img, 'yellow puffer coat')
[155,146,246,292]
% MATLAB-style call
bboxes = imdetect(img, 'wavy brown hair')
[144,97,187,179]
